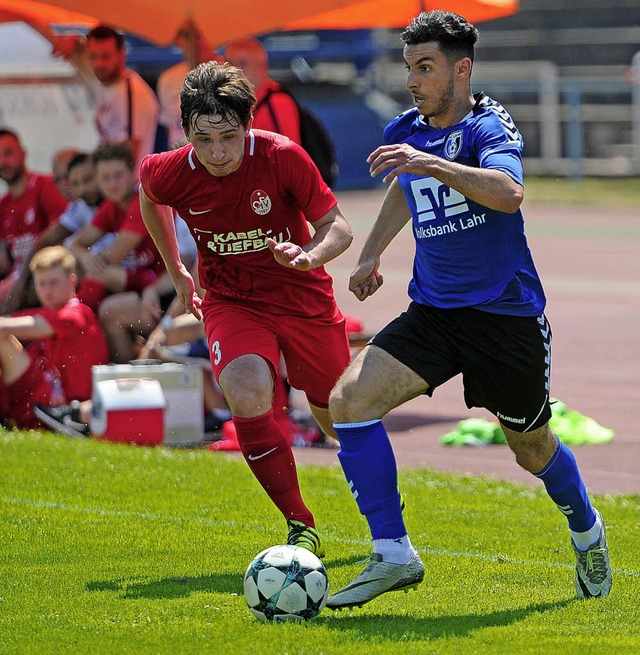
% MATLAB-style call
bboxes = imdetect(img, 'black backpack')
[255,87,339,189]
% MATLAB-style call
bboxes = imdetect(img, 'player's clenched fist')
[267,237,313,271]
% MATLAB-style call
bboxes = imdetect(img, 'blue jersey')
[385,93,546,316]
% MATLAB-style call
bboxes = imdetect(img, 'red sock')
[272,373,292,437]
[233,410,314,526]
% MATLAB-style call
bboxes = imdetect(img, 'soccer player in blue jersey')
[326,10,611,609]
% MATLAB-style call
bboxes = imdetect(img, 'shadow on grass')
[86,573,242,599]
[324,553,376,568]
[318,598,574,640]
[85,552,369,599]
[384,412,468,434]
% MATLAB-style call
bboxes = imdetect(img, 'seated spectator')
[38,264,228,439]
[0,129,68,311]
[97,214,196,363]
[0,246,109,430]
[52,148,81,202]
[58,153,109,248]
[3,152,114,314]
[68,143,164,312]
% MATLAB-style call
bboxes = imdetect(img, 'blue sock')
[535,439,596,532]
[334,420,406,540]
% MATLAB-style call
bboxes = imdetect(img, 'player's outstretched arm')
[347,179,410,301]
[0,314,53,341]
[368,143,523,213]
[267,204,352,271]
[139,186,202,319]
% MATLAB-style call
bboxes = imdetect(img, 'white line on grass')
[2,495,242,528]
[4,495,639,579]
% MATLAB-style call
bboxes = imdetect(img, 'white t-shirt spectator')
[59,199,115,252]
[94,69,160,178]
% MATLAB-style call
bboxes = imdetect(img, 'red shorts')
[0,355,65,430]
[201,299,351,408]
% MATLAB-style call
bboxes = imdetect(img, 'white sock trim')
[570,512,602,551]
[334,419,382,429]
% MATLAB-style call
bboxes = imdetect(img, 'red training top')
[15,298,109,401]
[91,192,164,274]
[0,173,68,272]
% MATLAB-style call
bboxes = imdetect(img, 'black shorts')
[371,302,552,433]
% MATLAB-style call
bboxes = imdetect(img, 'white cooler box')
[92,362,204,446]
[91,377,166,446]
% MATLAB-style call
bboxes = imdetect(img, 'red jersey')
[92,192,164,274]
[0,173,68,272]
[140,130,339,317]
[14,298,109,401]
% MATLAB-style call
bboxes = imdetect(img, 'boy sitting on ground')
[0,246,109,430]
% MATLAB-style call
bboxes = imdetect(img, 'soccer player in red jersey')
[0,129,68,310]
[0,246,109,430]
[139,61,353,555]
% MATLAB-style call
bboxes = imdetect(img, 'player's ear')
[456,57,472,78]
[247,114,255,131]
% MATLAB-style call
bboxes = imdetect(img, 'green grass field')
[2,429,639,655]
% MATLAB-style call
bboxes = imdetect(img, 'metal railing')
[374,56,640,178]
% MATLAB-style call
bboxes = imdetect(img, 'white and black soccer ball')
[243,544,329,622]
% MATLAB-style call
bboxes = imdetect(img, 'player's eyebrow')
[405,55,436,66]
[193,127,238,136]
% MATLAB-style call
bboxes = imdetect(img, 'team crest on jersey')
[250,190,272,215]
[444,130,463,160]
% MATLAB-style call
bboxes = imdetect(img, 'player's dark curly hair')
[402,11,479,63]
[180,61,255,135]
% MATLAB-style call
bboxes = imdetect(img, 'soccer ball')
[243,544,329,622]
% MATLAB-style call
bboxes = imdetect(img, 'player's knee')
[503,422,557,473]
[224,382,273,417]
[328,374,367,423]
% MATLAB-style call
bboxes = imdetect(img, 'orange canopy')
[0,1,96,28]
[285,0,519,30]
[0,0,372,46]
[0,0,517,48]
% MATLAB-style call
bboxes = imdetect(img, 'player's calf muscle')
[502,422,557,472]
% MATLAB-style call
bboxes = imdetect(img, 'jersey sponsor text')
[415,213,485,239]
[193,226,292,255]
